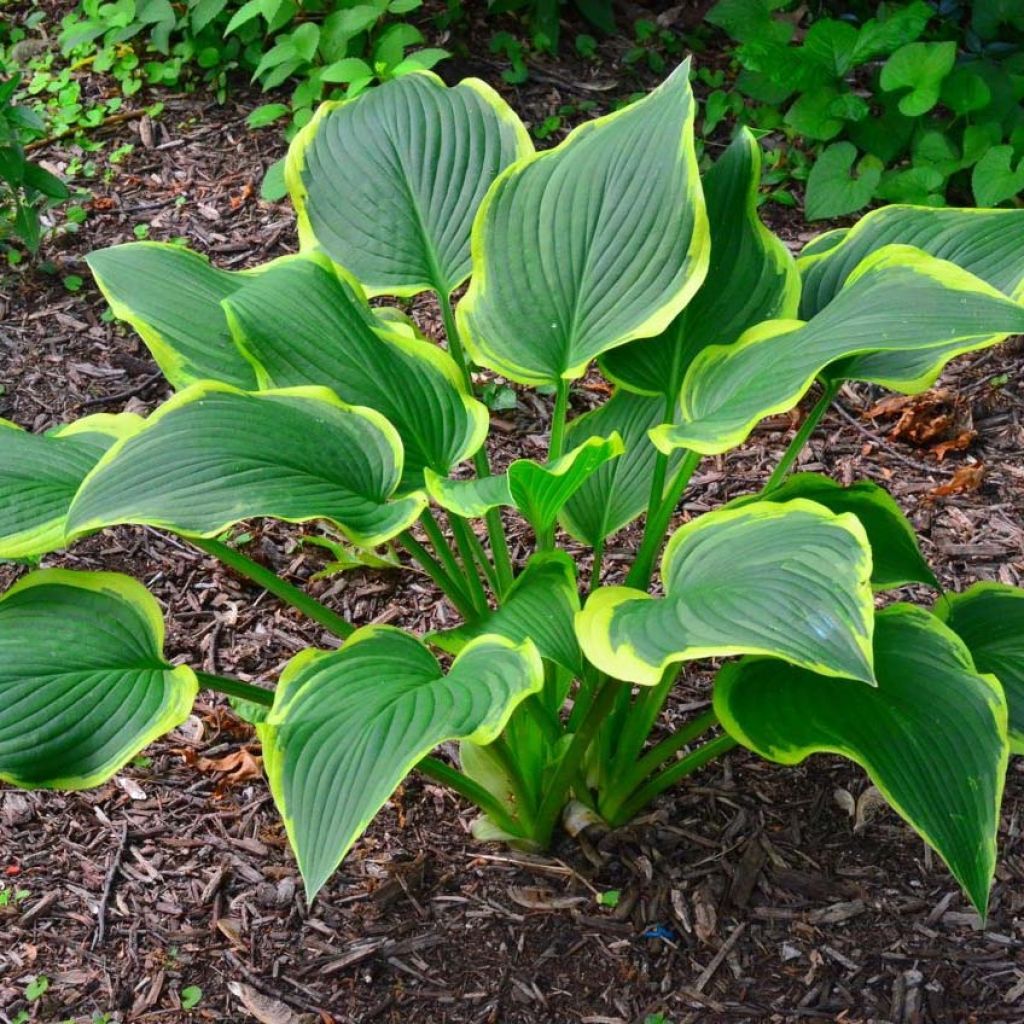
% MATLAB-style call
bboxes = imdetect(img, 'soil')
[2,4,1024,1023]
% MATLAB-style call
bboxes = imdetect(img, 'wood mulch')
[2,4,1024,1022]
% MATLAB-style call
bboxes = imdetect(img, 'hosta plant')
[3,62,1024,914]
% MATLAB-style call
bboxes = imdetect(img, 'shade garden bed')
[2,6,1024,1024]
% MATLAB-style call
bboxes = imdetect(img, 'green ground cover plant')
[705,0,1024,216]
[3,1,447,199]
[483,0,615,53]
[0,65,70,257]
[2,62,1024,917]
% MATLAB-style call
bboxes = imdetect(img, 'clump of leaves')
[2,64,1024,920]
[0,65,69,259]
[704,0,1024,217]
[485,0,615,54]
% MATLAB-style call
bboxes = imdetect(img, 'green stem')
[449,515,492,613]
[601,708,718,821]
[626,449,701,591]
[192,536,354,639]
[420,507,469,586]
[549,377,570,460]
[588,538,604,597]
[459,516,500,594]
[196,671,274,707]
[608,734,737,826]
[523,692,563,744]
[764,379,840,493]
[534,678,623,846]
[643,393,676,530]
[417,756,525,837]
[397,531,478,620]
[610,664,679,779]
[439,294,514,596]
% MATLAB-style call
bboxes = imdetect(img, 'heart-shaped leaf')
[66,383,425,547]
[430,551,582,676]
[577,499,875,687]
[937,583,1024,752]
[0,570,197,788]
[972,145,1024,207]
[880,41,956,116]
[715,604,1007,916]
[804,142,882,221]
[287,71,531,297]
[458,60,709,386]
[259,628,543,897]
[798,206,1024,317]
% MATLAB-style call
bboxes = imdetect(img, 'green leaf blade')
[87,243,261,390]
[559,389,682,548]
[223,254,487,490]
[937,583,1024,752]
[459,60,710,386]
[259,628,543,898]
[0,570,197,789]
[751,474,937,590]
[715,605,1008,916]
[600,128,799,398]
[661,245,1024,455]
[430,551,583,676]
[577,499,875,686]
[798,206,1024,317]
[287,72,531,297]
[0,414,142,558]
[66,384,426,547]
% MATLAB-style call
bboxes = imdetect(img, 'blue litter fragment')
[642,924,676,941]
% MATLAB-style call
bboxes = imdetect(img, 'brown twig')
[77,370,164,410]
[92,821,129,949]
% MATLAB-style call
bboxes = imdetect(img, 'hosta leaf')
[426,434,624,535]
[600,128,799,398]
[798,206,1024,317]
[287,71,531,297]
[222,254,487,490]
[658,245,1024,456]
[458,60,709,386]
[87,242,260,390]
[258,628,543,897]
[0,414,141,558]
[576,499,875,687]
[0,570,197,788]
[423,471,512,519]
[560,389,683,548]
[430,551,582,675]
[508,434,623,535]
[66,383,425,547]
[937,583,1024,753]
[715,605,1007,915]
[747,474,937,590]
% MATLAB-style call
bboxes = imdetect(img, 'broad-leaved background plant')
[705,0,1024,216]
[3,61,1024,916]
